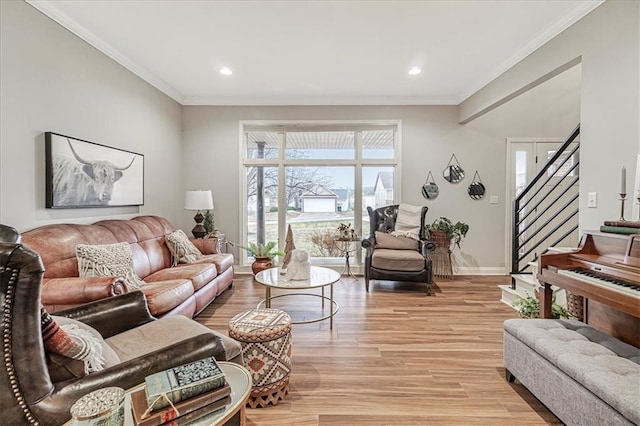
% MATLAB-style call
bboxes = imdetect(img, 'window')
[241,122,399,266]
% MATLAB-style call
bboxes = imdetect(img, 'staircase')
[499,247,576,310]
[502,124,581,312]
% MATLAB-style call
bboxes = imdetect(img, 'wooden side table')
[69,362,252,426]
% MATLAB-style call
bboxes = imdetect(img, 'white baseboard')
[235,264,507,276]
[453,267,508,275]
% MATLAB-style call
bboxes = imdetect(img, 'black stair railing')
[511,124,580,281]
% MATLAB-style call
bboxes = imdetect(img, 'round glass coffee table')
[65,362,250,426]
[254,266,341,329]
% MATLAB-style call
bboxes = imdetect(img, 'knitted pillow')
[76,242,145,290]
[165,230,203,266]
[41,308,118,381]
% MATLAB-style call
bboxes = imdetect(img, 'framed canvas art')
[45,132,144,208]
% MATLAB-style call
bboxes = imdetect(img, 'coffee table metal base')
[257,291,339,328]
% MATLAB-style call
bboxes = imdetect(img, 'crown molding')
[26,0,185,104]
[455,0,604,104]
[182,95,459,106]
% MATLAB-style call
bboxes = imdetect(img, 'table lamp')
[184,190,214,238]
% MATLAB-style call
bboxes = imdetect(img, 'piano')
[537,230,640,347]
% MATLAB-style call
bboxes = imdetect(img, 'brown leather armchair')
[0,224,240,425]
[361,205,436,293]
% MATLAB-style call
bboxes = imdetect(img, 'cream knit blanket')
[391,203,422,240]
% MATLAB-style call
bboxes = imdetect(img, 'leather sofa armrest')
[191,237,221,254]
[54,291,154,338]
[361,236,375,254]
[45,333,226,425]
[419,239,436,256]
[41,276,127,305]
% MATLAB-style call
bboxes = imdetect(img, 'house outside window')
[241,121,399,266]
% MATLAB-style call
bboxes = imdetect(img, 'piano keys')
[537,231,640,347]
[557,268,640,297]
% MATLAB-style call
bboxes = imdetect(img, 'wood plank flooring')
[196,275,560,425]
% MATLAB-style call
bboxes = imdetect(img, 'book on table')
[603,220,640,228]
[599,225,640,235]
[131,382,231,426]
[144,356,226,410]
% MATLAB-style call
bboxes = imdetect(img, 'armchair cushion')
[375,231,418,250]
[46,315,120,382]
[139,279,195,316]
[165,229,203,265]
[76,242,145,290]
[372,249,426,272]
[105,315,242,363]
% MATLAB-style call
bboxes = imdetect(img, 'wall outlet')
[489,196,499,204]
[587,192,597,208]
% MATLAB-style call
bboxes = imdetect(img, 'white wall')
[0,1,183,232]
[460,0,639,230]
[182,82,579,272]
[0,0,586,273]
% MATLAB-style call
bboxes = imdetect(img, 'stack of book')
[600,220,640,235]
[131,357,231,426]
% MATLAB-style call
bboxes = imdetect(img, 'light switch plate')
[489,196,499,204]
[587,192,597,208]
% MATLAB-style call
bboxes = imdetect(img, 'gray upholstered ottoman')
[229,308,292,408]
[503,319,640,426]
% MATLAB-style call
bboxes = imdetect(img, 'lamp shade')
[184,190,214,210]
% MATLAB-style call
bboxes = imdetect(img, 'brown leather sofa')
[0,224,242,425]
[20,215,233,318]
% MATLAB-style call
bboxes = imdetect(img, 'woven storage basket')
[429,230,449,249]
[429,230,453,280]
[566,291,584,321]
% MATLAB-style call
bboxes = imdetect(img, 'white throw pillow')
[165,229,204,265]
[76,242,145,290]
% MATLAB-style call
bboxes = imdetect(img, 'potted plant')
[237,241,285,275]
[336,223,357,240]
[203,210,215,235]
[429,217,469,250]
[514,292,569,319]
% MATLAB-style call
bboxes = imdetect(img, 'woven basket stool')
[228,308,292,408]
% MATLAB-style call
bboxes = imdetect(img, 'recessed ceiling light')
[408,67,421,75]
[219,67,233,76]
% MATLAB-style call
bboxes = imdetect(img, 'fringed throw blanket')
[76,242,145,289]
[391,203,422,240]
[41,308,104,374]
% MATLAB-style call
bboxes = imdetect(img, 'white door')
[507,139,580,273]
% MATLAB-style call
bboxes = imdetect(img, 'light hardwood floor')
[196,275,560,425]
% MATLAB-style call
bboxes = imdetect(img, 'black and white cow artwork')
[52,139,136,206]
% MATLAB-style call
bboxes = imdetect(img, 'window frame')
[239,120,401,266]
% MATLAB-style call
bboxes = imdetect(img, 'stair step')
[511,274,538,297]
[548,246,577,253]
[499,285,523,310]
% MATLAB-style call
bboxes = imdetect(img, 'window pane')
[285,166,354,259]
[363,166,395,211]
[245,165,278,261]
[285,131,354,160]
[546,148,579,177]
[362,129,395,159]
[246,132,279,159]
[515,150,527,197]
